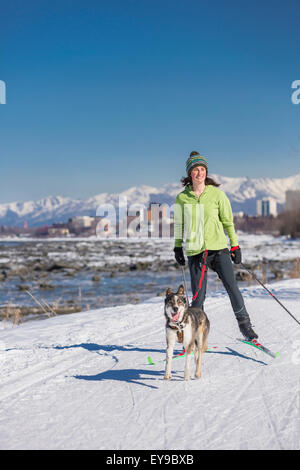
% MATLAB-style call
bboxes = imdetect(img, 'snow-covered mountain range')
[1,173,300,227]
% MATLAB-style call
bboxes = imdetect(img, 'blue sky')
[0,0,300,203]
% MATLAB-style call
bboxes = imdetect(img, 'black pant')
[188,248,249,320]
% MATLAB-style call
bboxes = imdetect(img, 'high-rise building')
[256,198,277,216]
[285,190,300,212]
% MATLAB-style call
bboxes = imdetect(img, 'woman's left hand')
[230,246,242,264]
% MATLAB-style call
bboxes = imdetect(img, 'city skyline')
[1,171,300,229]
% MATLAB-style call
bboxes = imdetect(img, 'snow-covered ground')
[1,278,300,450]
[237,232,300,262]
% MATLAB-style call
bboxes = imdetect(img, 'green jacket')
[174,184,238,256]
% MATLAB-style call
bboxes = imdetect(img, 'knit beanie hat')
[186,151,208,175]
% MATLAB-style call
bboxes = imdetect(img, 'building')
[233,211,244,218]
[69,216,95,228]
[147,204,168,222]
[285,190,300,212]
[256,198,277,217]
[48,227,70,236]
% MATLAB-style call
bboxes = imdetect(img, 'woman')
[173,151,258,341]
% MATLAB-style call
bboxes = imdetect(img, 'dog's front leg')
[183,323,192,381]
[195,330,203,379]
[164,328,176,380]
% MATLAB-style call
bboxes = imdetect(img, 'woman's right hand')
[174,247,185,266]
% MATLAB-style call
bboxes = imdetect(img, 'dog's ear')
[177,284,185,296]
[166,287,173,297]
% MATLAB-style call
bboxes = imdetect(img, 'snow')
[237,232,300,261]
[1,278,300,450]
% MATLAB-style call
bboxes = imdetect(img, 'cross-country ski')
[236,338,280,359]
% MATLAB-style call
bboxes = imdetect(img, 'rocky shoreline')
[0,238,299,322]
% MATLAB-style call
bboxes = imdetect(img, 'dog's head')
[164,285,187,324]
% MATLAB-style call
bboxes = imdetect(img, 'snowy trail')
[1,279,300,449]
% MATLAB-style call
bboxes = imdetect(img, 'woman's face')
[190,165,207,184]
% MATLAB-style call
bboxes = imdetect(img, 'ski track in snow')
[0,279,300,449]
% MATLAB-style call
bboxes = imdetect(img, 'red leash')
[192,249,208,301]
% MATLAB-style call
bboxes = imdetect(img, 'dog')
[164,284,210,381]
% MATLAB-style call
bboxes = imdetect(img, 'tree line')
[234,209,300,239]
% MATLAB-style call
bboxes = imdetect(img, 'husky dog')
[164,285,210,381]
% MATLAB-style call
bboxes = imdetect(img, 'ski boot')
[238,316,258,341]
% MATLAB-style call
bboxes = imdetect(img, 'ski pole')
[240,262,300,327]
[180,265,190,306]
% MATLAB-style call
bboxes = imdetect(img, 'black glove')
[230,246,242,264]
[174,247,185,266]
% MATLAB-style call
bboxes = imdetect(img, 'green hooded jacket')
[174,184,238,256]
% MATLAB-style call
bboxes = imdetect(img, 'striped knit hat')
[185,152,208,175]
